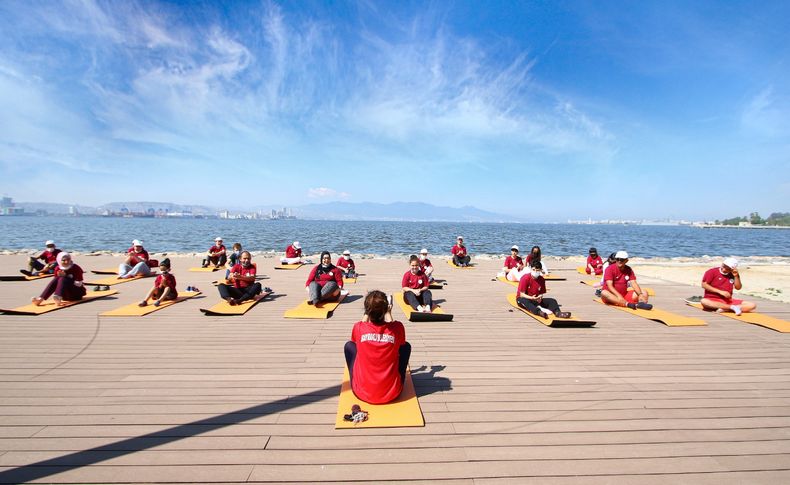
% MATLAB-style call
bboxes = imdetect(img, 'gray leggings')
[309,281,339,303]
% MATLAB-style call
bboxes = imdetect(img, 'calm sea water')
[0,217,787,258]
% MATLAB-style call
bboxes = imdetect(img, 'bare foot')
[31,297,44,306]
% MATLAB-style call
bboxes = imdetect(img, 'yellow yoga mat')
[497,276,518,287]
[428,279,447,290]
[0,273,54,282]
[189,266,221,272]
[343,277,357,284]
[24,273,54,281]
[447,259,474,269]
[335,366,424,429]
[394,293,452,322]
[199,290,272,316]
[275,263,303,270]
[686,302,790,333]
[85,273,155,286]
[594,298,706,326]
[284,293,347,319]
[91,267,119,275]
[100,291,201,316]
[1,290,118,316]
[506,293,595,327]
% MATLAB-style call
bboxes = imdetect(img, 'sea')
[0,216,787,259]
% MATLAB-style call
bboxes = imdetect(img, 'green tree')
[749,212,764,225]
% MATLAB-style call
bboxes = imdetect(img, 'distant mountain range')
[13,200,521,222]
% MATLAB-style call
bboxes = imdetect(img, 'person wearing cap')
[281,241,303,265]
[336,250,357,278]
[119,240,153,279]
[139,259,177,307]
[203,237,227,269]
[451,236,471,267]
[22,240,62,276]
[218,251,262,305]
[418,249,434,281]
[600,251,652,310]
[586,247,604,275]
[517,261,572,319]
[699,258,756,316]
[402,254,433,312]
[31,252,86,307]
[305,251,344,305]
[501,245,524,280]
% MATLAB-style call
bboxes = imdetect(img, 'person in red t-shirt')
[22,240,61,276]
[336,250,357,277]
[281,241,304,264]
[501,245,526,281]
[344,290,411,404]
[305,251,344,305]
[418,248,434,281]
[451,236,471,266]
[139,259,177,307]
[217,251,263,305]
[402,255,433,312]
[517,261,572,318]
[119,239,153,279]
[31,252,86,307]
[525,246,550,274]
[586,247,604,275]
[203,237,227,268]
[699,257,756,316]
[600,251,652,310]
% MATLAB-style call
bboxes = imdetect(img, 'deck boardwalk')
[0,254,789,483]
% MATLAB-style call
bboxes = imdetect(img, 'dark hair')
[364,290,389,323]
[530,261,543,270]
[159,258,171,269]
[240,251,252,259]
[531,246,541,258]
[233,243,242,250]
[589,247,597,254]
[409,254,419,263]
[607,252,617,263]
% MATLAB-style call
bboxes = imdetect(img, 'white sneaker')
[731,304,742,316]
[422,305,432,313]
[416,305,424,312]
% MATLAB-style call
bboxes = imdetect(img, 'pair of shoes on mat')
[225,298,238,306]
[93,285,111,292]
[138,300,148,307]
[416,305,431,313]
[307,300,314,305]
[627,302,653,310]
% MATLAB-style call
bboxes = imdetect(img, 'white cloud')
[308,187,350,199]
[741,86,790,138]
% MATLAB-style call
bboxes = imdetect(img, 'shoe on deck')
[636,302,653,310]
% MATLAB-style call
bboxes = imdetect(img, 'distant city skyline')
[0,1,788,221]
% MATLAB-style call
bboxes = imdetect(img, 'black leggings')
[218,282,261,302]
[404,290,433,310]
[453,255,471,266]
[517,296,561,315]
[344,341,412,386]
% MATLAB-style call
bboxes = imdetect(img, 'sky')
[0,0,788,221]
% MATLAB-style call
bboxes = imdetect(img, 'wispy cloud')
[308,187,350,199]
[741,86,790,138]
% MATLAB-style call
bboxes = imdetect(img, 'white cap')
[293,241,301,249]
[215,236,223,241]
[615,250,629,259]
[342,250,351,255]
[45,240,55,246]
[132,239,143,246]
[511,245,519,251]
[457,235,464,240]
[420,248,428,254]
[723,257,738,269]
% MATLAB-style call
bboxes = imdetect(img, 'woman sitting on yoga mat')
[281,241,303,264]
[402,254,433,313]
[305,251,343,305]
[218,251,263,305]
[517,261,571,319]
[451,236,471,266]
[336,250,357,277]
[31,252,86,306]
[119,240,153,279]
[600,251,652,310]
[344,290,411,404]
[22,240,61,276]
[699,257,756,316]
[139,259,178,307]
[418,248,434,281]
[502,245,527,281]
[525,245,549,274]
[203,237,227,268]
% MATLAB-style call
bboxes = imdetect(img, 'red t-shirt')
[285,245,302,258]
[37,248,62,265]
[419,258,432,272]
[702,267,736,300]
[127,247,149,265]
[208,245,226,255]
[229,263,257,289]
[517,273,546,297]
[350,319,406,404]
[586,255,603,270]
[604,264,636,295]
[504,255,523,269]
[336,257,355,270]
[451,244,467,257]
[402,270,429,289]
[154,273,178,297]
[306,265,344,288]
[58,264,87,297]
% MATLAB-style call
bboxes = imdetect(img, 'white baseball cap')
[45,240,55,246]
[420,248,428,254]
[615,250,629,259]
[457,236,464,240]
[293,241,301,249]
[343,250,351,255]
[723,257,738,269]
[132,239,143,246]
[215,237,223,241]
[511,245,519,251]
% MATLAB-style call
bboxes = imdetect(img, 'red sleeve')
[517,274,528,294]
[248,265,257,277]
[538,278,547,295]
[351,322,360,342]
[451,245,457,255]
[421,273,429,289]
[37,251,47,261]
[334,268,344,287]
[169,274,177,289]
[702,268,716,284]
[394,321,406,346]
[305,266,318,286]
[72,265,84,282]
[604,265,615,282]
[401,271,409,288]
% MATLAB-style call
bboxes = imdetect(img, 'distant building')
[0,196,25,216]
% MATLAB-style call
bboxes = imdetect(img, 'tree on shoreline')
[715,212,789,226]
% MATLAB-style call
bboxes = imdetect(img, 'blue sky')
[0,0,788,221]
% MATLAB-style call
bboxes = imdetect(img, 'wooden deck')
[1,254,789,483]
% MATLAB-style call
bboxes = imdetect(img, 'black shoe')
[627,303,637,310]
[102,286,110,291]
[93,286,101,291]
[594,289,602,297]
[264,287,273,293]
[307,300,314,305]
[636,302,653,310]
